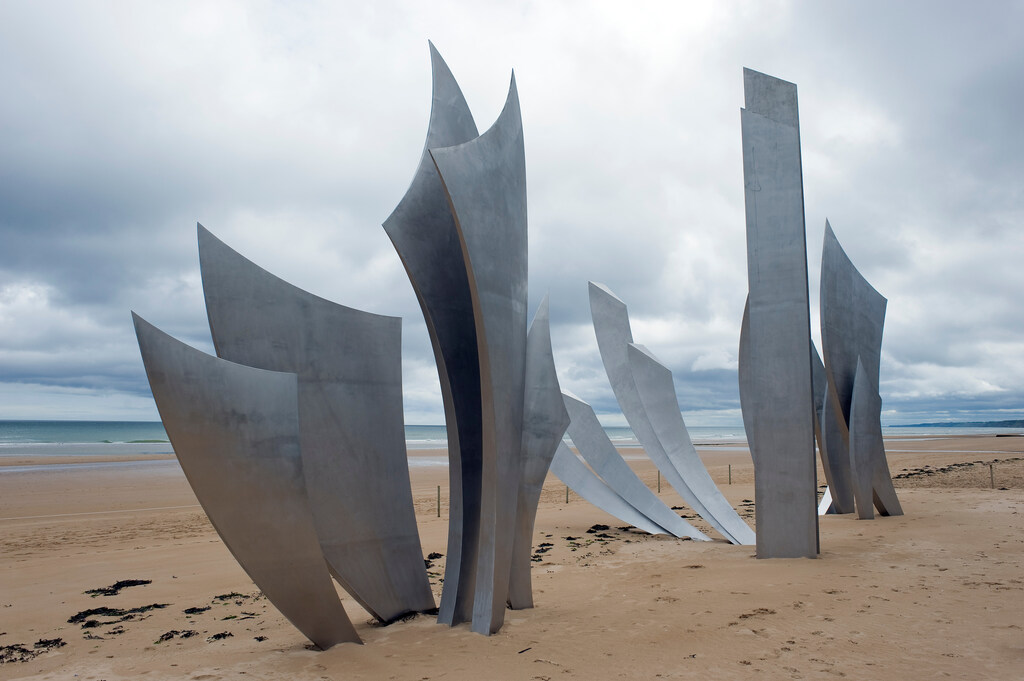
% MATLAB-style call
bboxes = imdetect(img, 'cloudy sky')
[1,1,1021,426]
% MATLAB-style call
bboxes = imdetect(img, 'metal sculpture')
[562,391,710,542]
[811,343,856,514]
[849,359,903,518]
[429,75,528,636]
[738,68,818,558]
[549,443,670,536]
[627,343,756,545]
[820,221,901,518]
[382,43,483,628]
[590,282,753,545]
[198,225,434,623]
[132,313,360,649]
[508,296,570,609]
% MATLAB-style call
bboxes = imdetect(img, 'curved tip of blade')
[588,281,626,307]
[531,294,550,325]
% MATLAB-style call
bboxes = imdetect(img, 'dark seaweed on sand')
[156,630,198,643]
[0,638,65,664]
[68,603,169,627]
[84,579,152,597]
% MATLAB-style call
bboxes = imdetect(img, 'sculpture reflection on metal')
[198,225,434,623]
[590,282,753,545]
[820,221,902,518]
[382,42,483,628]
[430,75,528,636]
[508,296,569,609]
[563,391,710,542]
[739,68,818,558]
[627,343,757,545]
[549,443,670,536]
[132,314,360,649]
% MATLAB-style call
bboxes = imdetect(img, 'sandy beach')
[1,435,1022,680]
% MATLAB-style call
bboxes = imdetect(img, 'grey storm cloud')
[0,0,1021,424]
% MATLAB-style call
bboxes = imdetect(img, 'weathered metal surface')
[562,391,710,542]
[820,221,899,517]
[430,74,528,635]
[382,43,482,627]
[627,343,756,545]
[849,359,904,519]
[739,68,818,558]
[590,282,751,544]
[132,313,360,649]
[549,442,670,536]
[738,297,756,465]
[812,344,852,514]
[822,375,856,514]
[508,297,570,609]
[820,221,886,433]
[198,226,434,623]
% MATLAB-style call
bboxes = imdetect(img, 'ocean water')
[1,420,1017,454]
[0,420,747,449]
[0,420,170,445]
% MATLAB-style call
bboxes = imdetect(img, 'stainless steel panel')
[508,296,569,609]
[820,221,900,517]
[590,282,752,544]
[812,344,854,514]
[132,313,359,648]
[549,442,669,536]
[563,391,710,542]
[199,226,434,623]
[430,74,528,635]
[739,68,818,558]
[382,43,482,627]
[627,343,756,545]
[850,359,904,518]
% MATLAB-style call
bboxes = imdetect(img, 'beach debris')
[423,551,444,569]
[183,606,211,615]
[84,579,152,597]
[156,630,199,643]
[584,524,610,533]
[738,608,776,619]
[207,632,233,642]
[254,636,268,642]
[531,542,555,562]
[213,592,247,605]
[0,638,65,664]
[893,456,1023,483]
[67,603,169,629]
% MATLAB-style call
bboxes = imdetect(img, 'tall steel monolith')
[738,68,818,558]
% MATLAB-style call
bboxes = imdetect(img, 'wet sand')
[1,436,1022,679]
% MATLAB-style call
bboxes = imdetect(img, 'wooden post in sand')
[437,486,441,517]
[657,470,661,493]
[990,464,995,489]
[729,464,732,485]
[565,485,569,504]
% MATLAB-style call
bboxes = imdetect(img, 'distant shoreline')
[893,419,1024,428]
